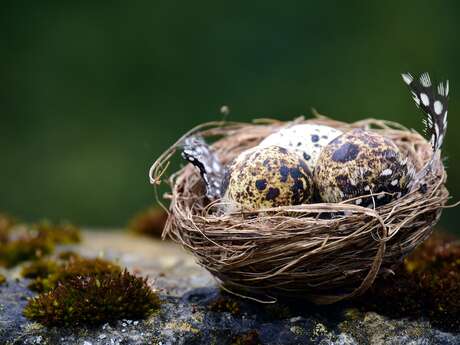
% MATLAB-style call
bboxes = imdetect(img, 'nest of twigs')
[150,116,451,304]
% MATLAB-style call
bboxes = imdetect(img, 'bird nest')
[149,116,451,304]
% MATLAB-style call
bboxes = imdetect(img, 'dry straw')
[149,115,452,304]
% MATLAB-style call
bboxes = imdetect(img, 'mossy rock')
[0,231,459,345]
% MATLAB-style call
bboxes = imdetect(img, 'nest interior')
[151,117,450,304]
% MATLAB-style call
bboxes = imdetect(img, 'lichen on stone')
[289,325,306,337]
[163,321,200,334]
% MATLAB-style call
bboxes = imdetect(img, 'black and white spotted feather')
[181,136,225,200]
[401,72,449,151]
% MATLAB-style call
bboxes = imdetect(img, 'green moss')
[26,277,51,293]
[408,234,460,331]
[21,259,59,279]
[48,257,121,289]
[34,220,81,244]
[24,257,121,293]
[0,236,54,268]
[57,250,81,261]
[128,206,168,238]
[0,221,81,268]
[24,268,160,327]
[21,259,60,292]
[355,233,460,332]
[22,256,160,327]
[0,274,6,285]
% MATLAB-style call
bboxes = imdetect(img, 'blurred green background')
[1,2,459,233]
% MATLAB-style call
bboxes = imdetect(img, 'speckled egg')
[258,124,343,172]
[222,145,314,209]
[314,129,414,207]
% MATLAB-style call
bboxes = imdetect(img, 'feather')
[401,72,449,151]
[181,136,225,200]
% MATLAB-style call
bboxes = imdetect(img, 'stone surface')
[0,231,459,345]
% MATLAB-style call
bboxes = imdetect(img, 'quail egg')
[258,124,343,172]
[222,145,314,209]
[314,129,414,207]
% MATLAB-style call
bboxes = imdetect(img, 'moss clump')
[21,259,60,292]
[208,296,241,316]
[21,259,59,279]
[34,221,81,244]
[0,274,6,285]
[23,257,121,293]
[0,236,54,268]
[57,250,81,261]
[24,269,160,327]
[356,233,460,332]
[0,221,81,268]
[128,206,168,238]
[47,257,121,290]
[407,234,460,331]
[231,330,261,345]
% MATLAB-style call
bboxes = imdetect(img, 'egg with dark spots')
[314,129,414,207]
[223,146,314,209]
[259,124,343,172]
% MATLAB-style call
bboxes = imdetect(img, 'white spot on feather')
[420,93,430,106]
[212,161,221,172]
[434,100,443,115]
[380,169,393,176]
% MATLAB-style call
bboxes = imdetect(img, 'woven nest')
[150,116,451,304]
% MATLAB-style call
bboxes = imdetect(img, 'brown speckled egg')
[314,129,414,207]
[222,145,314,209]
